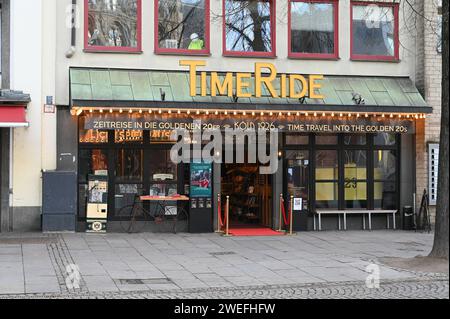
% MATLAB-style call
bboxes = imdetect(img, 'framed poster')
[293,198,303,211]
[190,162,212,198]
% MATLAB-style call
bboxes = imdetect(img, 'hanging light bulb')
[322,112,326,117]
[168,110,172,114]
[305,112,309,116]
[129,109,133,114]
[287,112,291,116]
[139,109,143,114]
[158,109,162,114]
[215,110,218,115]
[365,113,369,118]
[261,111,264,116]
[296,112,300,116]
[177,110,181,114]
[89,109,93,113]
[119,109,123,113]
[331,112,335,117]
[109,109,113,113]
[196,110,200,115]
[242,111,246,116]
[270,111,273,116]
[149,109,153,114]
[99,109,104,113]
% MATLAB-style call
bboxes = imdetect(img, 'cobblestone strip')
[46,234,87,294]
[1,277,448,299]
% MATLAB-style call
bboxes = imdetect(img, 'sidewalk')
[0,230,448,297]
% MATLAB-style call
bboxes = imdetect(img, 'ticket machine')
[86,174,108,232]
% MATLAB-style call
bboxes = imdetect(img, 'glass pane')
[78,149,108,183]
[315,182,338,209]
[315,134,338,145]
[114,130,143,143]
[114,184,143,216]
[291,2,335,54]
[345,181,367,208]
[149,183,178,196]
[374,150,396,181]
[286,150,309,209]
[344,134,366,145]
[285,134,309,145]
[150,130,178,143]
[344,150,367,180]
[116,149,143,182]
[374,132,396,145]
[149,150,178,181]
[158,0,206,50]
[352,5,395,56]
[79,116,108,144]
[315,150,338,180]
[225,0,272,52]
[87,0,139,48]
[374,181,397,209]
[78,184,88,219]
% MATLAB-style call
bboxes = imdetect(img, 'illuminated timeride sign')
[179,60,324,99]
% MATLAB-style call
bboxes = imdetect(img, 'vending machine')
[86,174,108,232]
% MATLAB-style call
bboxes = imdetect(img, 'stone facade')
[415,0,443,222]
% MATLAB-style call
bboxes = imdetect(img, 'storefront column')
[0,128,11,232]
[400,134,416,217]
[213,162,221,232]
[56,107,78,171]
[272,134,283,230]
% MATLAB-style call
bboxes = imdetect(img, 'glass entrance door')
[113,148,144,217]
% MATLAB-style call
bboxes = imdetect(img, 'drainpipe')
[65,0,77,58]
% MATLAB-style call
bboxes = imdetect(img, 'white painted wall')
[55,0,419,105]
[10,0,57,207]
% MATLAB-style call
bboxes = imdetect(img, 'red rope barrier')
[218,198,224,228]
[281,198,289,226]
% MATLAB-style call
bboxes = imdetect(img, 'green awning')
[70,68,431,113]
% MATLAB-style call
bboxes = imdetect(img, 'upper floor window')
[223,0,275,57]
[289,0,338,59]
[85,0,142,52]
[156,0,210,54]
[351,1,399,61]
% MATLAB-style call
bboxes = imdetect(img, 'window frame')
[350,1,399,61]
[84,0,143,53]
[288,0,339,60]
[222,0,277,57]
[154,0,211,55]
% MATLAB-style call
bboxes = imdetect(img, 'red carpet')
[227,227,284,236]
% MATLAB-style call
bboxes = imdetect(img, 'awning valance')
[70,68,431,114]
[0,105,28,127]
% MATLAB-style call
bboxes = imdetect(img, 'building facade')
[0,0,443,233]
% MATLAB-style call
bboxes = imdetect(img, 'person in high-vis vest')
[188,33,204,50]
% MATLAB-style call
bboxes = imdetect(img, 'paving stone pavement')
[0,230,449,299]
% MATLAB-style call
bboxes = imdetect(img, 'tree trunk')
[429,0,449,259]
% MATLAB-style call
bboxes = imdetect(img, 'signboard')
[428,143,439,205]
[83,113,415,134]
[293,198,303,211]
[190,162,212,198]
[179,60,324,99]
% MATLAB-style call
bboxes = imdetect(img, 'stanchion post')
[278,193,283,232]
[215,194,222,233]
[224,196,230,236]
[289,195,294,235]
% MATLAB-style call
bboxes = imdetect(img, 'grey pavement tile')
[0,284,25,294]
[83,275,119,292]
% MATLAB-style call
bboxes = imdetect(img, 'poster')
[293,198,303,211]
[190,162,212,198]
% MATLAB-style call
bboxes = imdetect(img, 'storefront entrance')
[221,163,273,228]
